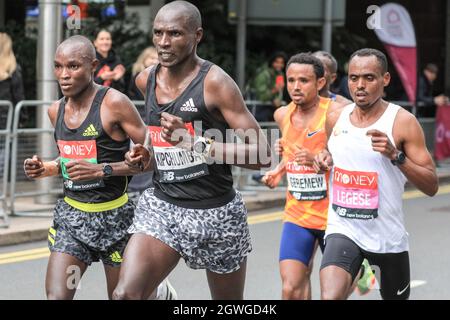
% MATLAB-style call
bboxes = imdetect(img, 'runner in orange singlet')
[262,53,342,299]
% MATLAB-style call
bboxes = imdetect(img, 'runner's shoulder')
[205,64,238,92]
[334,94,352,106]
[393,105,419,129]
[103,87,135,115]
[135,65,156,91]
[274,105,289,124]
[47,99,63,125]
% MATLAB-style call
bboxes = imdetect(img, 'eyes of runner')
[349,75,376,82]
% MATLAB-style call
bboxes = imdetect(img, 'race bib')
[286,161,327,201]
[149,123,209,183]
[57,140,104,191]
[332,167,379,219]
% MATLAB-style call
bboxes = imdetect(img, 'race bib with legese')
[57,140,104,191]
[286,161,327,201]
[332,166,379,219]
[149,123,209,183]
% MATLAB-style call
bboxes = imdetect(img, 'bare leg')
[280,259,311,300]
[320,265,353,300]
[45,252,88,300]
[206,259,247,300]
[303,240,320,300]
[103,264,121,299]
[112,233,180,300]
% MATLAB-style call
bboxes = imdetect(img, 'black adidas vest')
[54,86,130,203]
[145,61,235,209]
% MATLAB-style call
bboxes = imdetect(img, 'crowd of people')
[1,0,443,300]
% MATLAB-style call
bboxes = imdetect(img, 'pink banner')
[384,45,417,104]
[373,3,417,104]
[434,105,450,161]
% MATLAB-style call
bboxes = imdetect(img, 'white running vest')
[326,103,408,253]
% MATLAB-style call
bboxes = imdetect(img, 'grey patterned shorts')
[48,198,134,267]
[128,188,252,274]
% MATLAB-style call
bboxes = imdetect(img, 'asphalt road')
[0,186,449,300]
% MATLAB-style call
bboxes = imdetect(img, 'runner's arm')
[204,66,271,169]
[392,110,438,196]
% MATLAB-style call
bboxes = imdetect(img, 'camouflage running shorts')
[128,188,252,274]
[48,198,134,267]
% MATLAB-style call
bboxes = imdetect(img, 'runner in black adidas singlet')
[23,36,156,300]
[113,1,271,300]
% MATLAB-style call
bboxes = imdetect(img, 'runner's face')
[286,63,324,106]
[348,55,390,109]
[152,13,201,67]
[318,58,336,87]
[54,48,95,97]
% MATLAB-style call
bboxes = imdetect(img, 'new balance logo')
[180,98,198,112]
[82,124,99,137]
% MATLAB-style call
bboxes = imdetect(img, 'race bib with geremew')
[332,166,379,219]
[57,140,104,191]
[286,161,327,201]
[149,123,209,183]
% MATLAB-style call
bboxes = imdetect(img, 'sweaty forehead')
[55,43,92,62]
[287,63,315,77]
[349,56,382,74]
[154,10,190,29]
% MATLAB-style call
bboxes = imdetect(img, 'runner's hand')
[125,144,151,172]
[313,149,333,173]
[261,170,284,189]
[65,160,103,181]
[366,129,397,160]
[294,145,314,166]
[160,112,194,149]
[23,155,45,179]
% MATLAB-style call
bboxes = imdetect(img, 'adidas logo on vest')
[180,98,198,112]
[82,124,99,137]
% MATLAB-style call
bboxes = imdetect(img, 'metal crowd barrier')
[0,101,13,227]
[9,101,62,217]
[2,98,432,222]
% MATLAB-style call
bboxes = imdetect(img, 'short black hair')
[313,51,338,74]
[287,52,325,79]
[349,48,388,73]
[57,35,96,61]
[158,0,202,31]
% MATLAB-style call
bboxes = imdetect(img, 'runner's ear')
[317,76,327,92]
[383,72,391,87]
[91,59,99,73]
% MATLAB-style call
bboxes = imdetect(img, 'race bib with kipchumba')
[149,123,209,183]
[332,166,379,219]
[57,140,104,191]
[286,161,327,201]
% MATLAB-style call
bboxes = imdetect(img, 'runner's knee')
[112,285,146,300]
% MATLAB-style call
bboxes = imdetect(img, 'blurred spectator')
[0,32,25,128]
[0,32,25,175]
[127,47,159,205]
[128,46,158,101]
[417,63,449,117]
[250,51,287,122]
[93,29,126,92]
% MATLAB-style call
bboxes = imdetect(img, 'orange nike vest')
[280,97,331,230]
